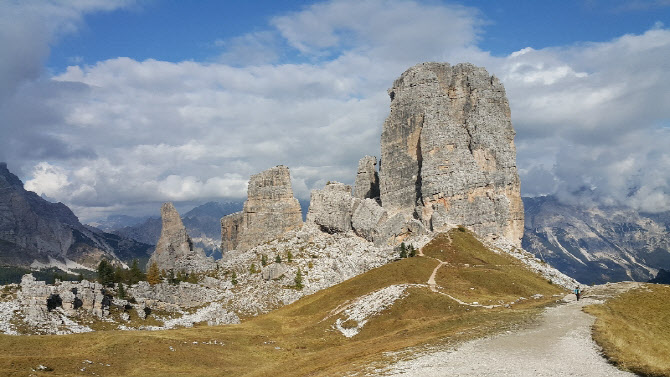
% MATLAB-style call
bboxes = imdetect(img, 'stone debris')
[331,284,414,338]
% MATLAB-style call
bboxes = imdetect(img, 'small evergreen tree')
[128,259,145,284]
[250,263,257,274]
[275,255,282,264]
[287,251,293,263]
[231,271,238,285]
[146,261,161,285]
[294,268,303,290]
[117,282,127,299]
[408,244,416,258]
[399,243,407,259]
[261,254,268,267]
[97,260,115,286]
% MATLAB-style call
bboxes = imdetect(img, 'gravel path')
[376,290,637,377]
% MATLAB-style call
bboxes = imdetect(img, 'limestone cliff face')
[379,63,524,246]
[220,166,303,252]
[149,202,212,272]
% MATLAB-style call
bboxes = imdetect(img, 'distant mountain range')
[523,195,670,284]
[0,163,152,272]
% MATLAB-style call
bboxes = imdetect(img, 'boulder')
[351,198,388,242]
[306,182,356,234]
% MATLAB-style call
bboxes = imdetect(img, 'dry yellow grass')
[585,284,670,377]
[0,229,566,376]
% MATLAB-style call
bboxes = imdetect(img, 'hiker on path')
[574,286,580,301]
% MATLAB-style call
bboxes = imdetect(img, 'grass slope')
[0,229,565,376]
[585,284,670,377]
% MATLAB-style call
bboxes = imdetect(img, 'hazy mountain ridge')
[522,195,670,284]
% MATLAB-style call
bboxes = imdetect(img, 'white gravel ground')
[374,293,635,377]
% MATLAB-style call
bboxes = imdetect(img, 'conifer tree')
[117,282,127,299]
[287,250,293,262]
[231,271,238,285]
[294,268,303,290]
[146,261,161,285]
[399,243,407,259]
[408,244,416,258]
[261,254,268,266]
[275,255,282,263]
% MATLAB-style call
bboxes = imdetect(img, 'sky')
[1,0,669,222]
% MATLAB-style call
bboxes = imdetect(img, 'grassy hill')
[585,284,670,376]
[0,229,565,376]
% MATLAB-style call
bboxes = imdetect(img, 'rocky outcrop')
[306,182,356,233]
[0,163,151,270]
[378,62,524,246]
[149,202,214,273]
[353,156,380,200]
[220,166,303,252]
[17,274,109,334]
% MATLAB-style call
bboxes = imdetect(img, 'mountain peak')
[0,162,24,189]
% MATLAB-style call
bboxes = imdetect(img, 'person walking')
[574,286,580,301]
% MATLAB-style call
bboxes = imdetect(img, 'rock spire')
[149,202,213,272]
[379,62,524,246]
[220,166,303,252]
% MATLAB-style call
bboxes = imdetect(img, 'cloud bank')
[1,0,669,221]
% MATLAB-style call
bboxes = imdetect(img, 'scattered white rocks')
[0,300,20,335]
[331,284,414,338]
[161,302,240,329]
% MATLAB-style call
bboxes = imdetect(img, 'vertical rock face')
[220,166,303,252]
[149,202,212,272]
[352,156,380,200]
[379,62,524,246]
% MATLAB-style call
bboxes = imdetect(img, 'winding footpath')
[376,282,640,376]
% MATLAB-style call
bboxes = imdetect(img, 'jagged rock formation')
[353,156,380,199]
[378,63,524,246]
[0,162,151,270]
[306,182,356,233]
[110,201,245,259]
[148,202,214,273]
[523,195,670,284]
[220,166,303,252]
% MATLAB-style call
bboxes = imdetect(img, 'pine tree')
[97,260,115,286]
[287,250,293,263]
[399,243,407,259]
[261,254,268,267]
[231,271,238,285]
[117,282,127,299]
[294,268,303,290]
[275,255,282,264]
[250,263,257,274]
[408,244,416,258]
[146,261,161,285]
[128,259,145,285]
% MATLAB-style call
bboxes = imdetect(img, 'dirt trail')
[376,283,641,377]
